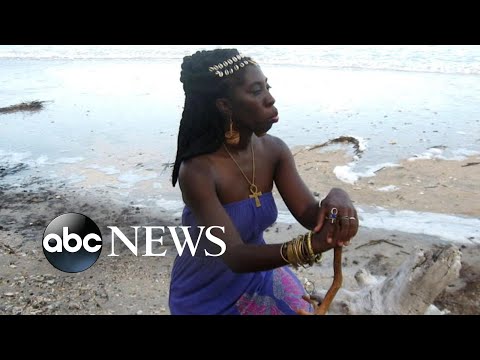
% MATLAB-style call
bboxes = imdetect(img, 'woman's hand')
[313,188,359,247]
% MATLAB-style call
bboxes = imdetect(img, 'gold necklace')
[223,141,262,207]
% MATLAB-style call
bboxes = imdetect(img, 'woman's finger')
[346,209,359,240]
[324,207,339,244]
[314,205,326,233]
[338,211,351,245]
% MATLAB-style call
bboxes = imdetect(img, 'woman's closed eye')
[251,84,272,96]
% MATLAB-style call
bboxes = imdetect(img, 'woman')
[169,48,359,315]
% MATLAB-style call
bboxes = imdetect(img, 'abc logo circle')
[42,213,102,273]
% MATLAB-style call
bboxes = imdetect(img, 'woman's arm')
[271,136,321,229]
[271,136,358,244]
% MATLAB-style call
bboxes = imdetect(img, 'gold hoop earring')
[225,117,240,145]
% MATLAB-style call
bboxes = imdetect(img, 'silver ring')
[349,217,356,221]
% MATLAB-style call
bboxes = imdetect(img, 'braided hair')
[172,48,254,186]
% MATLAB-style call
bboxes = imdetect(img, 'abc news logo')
[42,213,226,273]
[42,213,102,273]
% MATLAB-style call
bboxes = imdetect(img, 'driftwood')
[0,100,46,114]
[308,245,461,315]
[293,136,364,157]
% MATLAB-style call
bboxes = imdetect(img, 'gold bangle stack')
[280,231,323,269]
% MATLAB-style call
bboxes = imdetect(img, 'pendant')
[249,184,262,207]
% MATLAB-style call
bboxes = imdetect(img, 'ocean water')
[1,45,479,238]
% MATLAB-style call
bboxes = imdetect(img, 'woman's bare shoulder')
[259,134,290,155]
[179,155,214,182]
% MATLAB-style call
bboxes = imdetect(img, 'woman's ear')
[215,98,231,119]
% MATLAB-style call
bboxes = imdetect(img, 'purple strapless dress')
[169,192,312,315]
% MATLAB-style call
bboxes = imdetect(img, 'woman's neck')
[225,131,254,152]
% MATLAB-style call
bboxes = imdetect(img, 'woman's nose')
[265,91,275,106]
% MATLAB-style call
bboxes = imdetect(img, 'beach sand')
[1,145,479,315]
[292,144,480,216]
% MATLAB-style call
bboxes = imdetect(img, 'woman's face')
[228,65,279,135]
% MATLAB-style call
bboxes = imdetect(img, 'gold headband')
[208,54,257,78]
